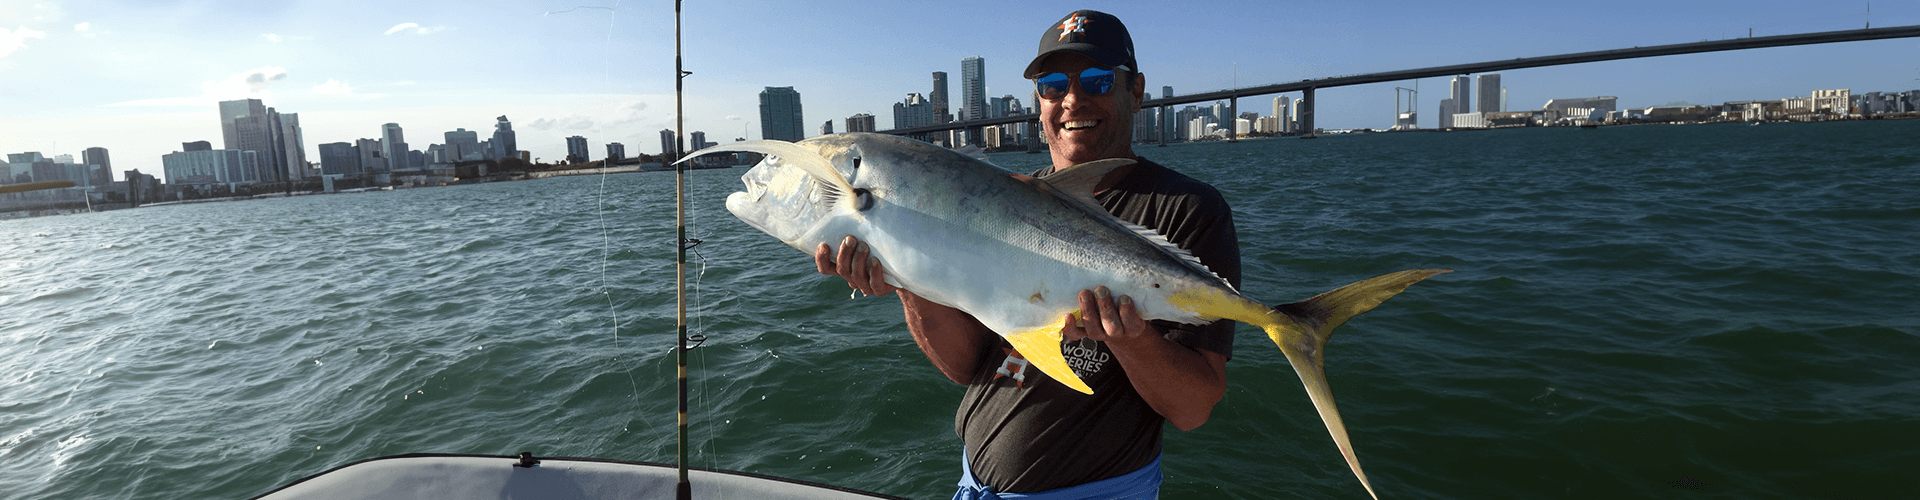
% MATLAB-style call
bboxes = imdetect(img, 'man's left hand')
[1062,286,1155,343]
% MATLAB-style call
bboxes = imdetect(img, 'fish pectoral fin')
[1004,323,1093,395]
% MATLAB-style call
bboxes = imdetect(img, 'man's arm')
[1067,287,1227,431]
[815,236,992,385]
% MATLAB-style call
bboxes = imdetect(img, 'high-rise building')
[492,116,518,160]
[444,128,480,162]
[759,86,805,142]
[317,142,361,176]
[847,113,876,133]
[279,113,306,179]
[381,123,408,171]
[565,136,589,163]
[893,93,935,130]
[1273,96,1293,133]
[1476,74,1502,113]
[218,99,304,182]
[1159,86,1177,141]
[183,141,212,152]
[606,142,625,161]
[961,56,986,121]
[820,120,834,136]
[690,131,711,151]
[930,72,952,123]
[81,147,111,185]
[1438,98,1456,128]
[219,99,266,151]
[1450,76,1471,121]
[81,147,111,172]
[355,138,383,174]
[1133,108,1155,142]
[659,129,678,157]
[232,112,283,182]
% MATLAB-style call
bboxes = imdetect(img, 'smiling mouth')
[1063,120,1100,131]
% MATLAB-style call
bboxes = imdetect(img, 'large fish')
[684,133,1444,499]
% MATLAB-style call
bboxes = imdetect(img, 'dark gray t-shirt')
[955,157,1242,493]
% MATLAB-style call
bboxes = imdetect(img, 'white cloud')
[383,23,446,36]
[311,79,352,95]
[105,66,290,107]
[263,33,281,43]
[73,22,88,32]
[1,25,48,58]
[529,115,595,131]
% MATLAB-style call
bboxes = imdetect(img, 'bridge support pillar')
[1301,88,1316,136]
[1227,96,1238,142]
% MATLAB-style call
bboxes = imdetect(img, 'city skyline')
[5,1,1920,181]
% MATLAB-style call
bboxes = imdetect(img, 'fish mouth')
[1063,120,1101,131]
[740,173,768,203]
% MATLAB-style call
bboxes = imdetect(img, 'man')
[816,10,1241,499]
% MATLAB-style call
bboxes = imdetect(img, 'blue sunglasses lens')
[1036,72,1072,99]
[1034,67,1117,99]
[1077,67,1115,95]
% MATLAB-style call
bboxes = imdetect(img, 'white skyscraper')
[961,56,986,122]
[1272,96,1292,134]
[1450,76,1471,122]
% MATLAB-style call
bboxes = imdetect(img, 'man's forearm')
[900,290,991,385]
[1107,333,1227,431]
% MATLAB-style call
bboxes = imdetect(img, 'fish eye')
[853,188,874,211]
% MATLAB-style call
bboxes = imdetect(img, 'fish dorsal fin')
[1120,218,1237,293]
[679,139,854,210]
[952,144,990,160]
[1032,159,1235,293]
[1035,158,1133,206]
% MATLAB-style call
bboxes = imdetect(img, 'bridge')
[883,24,1920,140]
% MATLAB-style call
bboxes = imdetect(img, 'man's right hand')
[815,235,896,297]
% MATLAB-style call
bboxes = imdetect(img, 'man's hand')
[1060,285,1227,431]
[1061,286,1155,343]
[814,235,896,297]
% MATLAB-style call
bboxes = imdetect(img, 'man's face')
[1034,53,1144,168]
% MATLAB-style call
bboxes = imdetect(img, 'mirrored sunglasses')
[1034,67,1122,100]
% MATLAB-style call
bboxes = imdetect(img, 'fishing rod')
[673,1,692,499]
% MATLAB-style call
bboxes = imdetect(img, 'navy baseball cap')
[1023,10,1137,78]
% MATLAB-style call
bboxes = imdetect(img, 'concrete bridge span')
[883,24,1920,139]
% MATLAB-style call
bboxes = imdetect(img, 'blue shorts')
[952,450,1163,500]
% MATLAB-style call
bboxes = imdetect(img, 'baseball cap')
[1023,10,1137,79]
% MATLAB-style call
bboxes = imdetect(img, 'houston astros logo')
[1058,13,1091,41]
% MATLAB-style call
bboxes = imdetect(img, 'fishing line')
[574,0,655,457]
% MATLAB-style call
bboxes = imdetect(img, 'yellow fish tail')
[1261,269,1449,500]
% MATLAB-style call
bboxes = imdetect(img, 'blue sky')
[4,0,1918,180]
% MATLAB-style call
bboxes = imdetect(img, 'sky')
[3,0,1918,181]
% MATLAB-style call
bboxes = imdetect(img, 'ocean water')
[3,120,1916,499]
